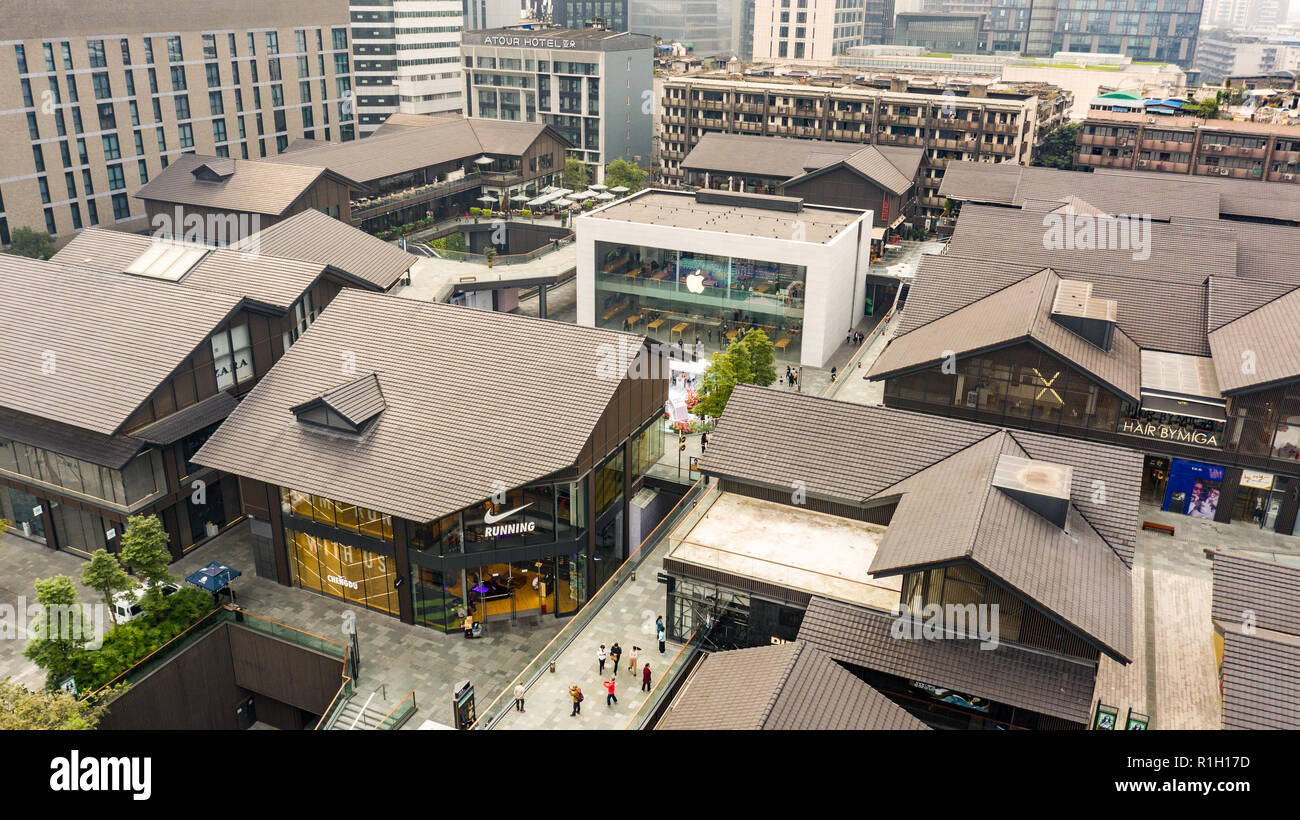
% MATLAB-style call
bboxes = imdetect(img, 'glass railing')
[315,675,355,730]
[595,274,805,317]
[427,233,575,266]
[373,690,418,730]
[473,477,710,729]
[622,626,708,730]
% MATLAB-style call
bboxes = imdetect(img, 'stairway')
[329,695,391,730]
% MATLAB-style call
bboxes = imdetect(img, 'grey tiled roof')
[1220,632,1300,730]
[128,391,237,445]
[896,254,1210,356]
[0,407,143,470]
[868,268,1143,401]
[239,208,415,291]
[700,386,1143,565]
[134,153,361,216]
[798,597,1099,724]
[1169,216,1300,282]
[1208,285,1300,394]
[681,132,922,194]
[54,228,328,312]
[312,373,386,427]
[1207,276,1298,332]
[868,431,1133,661]
[1094,167,1300,223]
[0,254,244,437]
[194,290,646,522]
[657,641,928,730]
[1211,552,1300,638]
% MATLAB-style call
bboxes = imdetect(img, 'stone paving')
[0,524,562,729]
[490,531,683,731]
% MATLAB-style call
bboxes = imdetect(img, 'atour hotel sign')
[1117,419,1223,449]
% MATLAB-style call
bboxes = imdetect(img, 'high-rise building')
[752,0,896,61]
[351,1,467,135]
[550,0,630,31]
[629,0,740,58]
[0,0,357,246]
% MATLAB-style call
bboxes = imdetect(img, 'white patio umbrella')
[609,185,630,193]
[473,156,493,165]
[589,183,608,191]
[510,193,531,202]
[570,190,594,200]
[596,192,616,201]
[477,194,498,203]
[552,197,575,207]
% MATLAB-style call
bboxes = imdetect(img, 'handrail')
[622,627,704,730]
[430,234,576,266]
[373,690,418,730]
[472,477,709,729]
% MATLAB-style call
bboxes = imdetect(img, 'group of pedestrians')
[566,616,669,717]
[846,329,865,346]
[783,365,799,391]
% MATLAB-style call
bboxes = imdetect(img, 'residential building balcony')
[735,120,764,133]
[827,127,866,140]
[1076,153,1133,170]
[1141,138,1194,153]
[695,98,731,111]
[1134,159,1188,173]
[1271,149,1300,165]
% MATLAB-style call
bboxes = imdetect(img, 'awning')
[130,392,238,445]
[1140,394,1227,423]
[871,227,887,241]
[185,561,242,592]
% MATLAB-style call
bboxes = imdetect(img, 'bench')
[1142,521,1175,536]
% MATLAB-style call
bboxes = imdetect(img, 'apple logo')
[685,270,705,294]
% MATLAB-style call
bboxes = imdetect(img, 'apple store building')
[576,189,873,368]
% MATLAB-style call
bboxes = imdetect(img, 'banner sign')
[1117,418,1222,448]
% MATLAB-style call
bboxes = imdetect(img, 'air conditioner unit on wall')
[1220,167,1231,175]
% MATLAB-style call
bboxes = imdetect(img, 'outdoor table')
[775,337,793,351]
[670,322,689,340]
[626,314,642,330]
[647,318,666,332]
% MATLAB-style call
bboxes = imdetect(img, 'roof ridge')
[761,641,807,729]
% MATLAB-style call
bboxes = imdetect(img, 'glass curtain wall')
[285,529,398,615]
[593,240,807,359]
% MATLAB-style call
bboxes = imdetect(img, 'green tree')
[0,678,111,729]
[1032,122,1082,170]
[22,575,83,686]
[603,158,648,192]
[81,549,132,630]
[118,514,174,592]
[694,329,778,417]
[564,157,591,190]
[1190,95,1220,120]
[4,227,56,260]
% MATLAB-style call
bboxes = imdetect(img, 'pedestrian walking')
[656,617,666,654]
[597,643,607,675]
[629,645,639,674]
[642,663,652,692]
[514,683,526,712]
[831,366,837,383]
[700,431,709,454]
[610,642,622,677]
[569,684,583,717]
[604,677,617,706]
[846,329,852,345]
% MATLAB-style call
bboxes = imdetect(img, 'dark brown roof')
[127,391,238,445]
[0,406,143,469]
[868,268,1143,400]
[239,208,415,291]
[868,431,1133,661]
[657,641,928,730]
[1170,216,1300,282]
[938,161,1221,221]
[1220,631,1300,730]
[1211,552,1300,637]
[1208,285,1300,394]
[194,290,648,522]
[292,372,386,428]
[0,254,244,437]
[700,386,1142,565]
[945,205,1237,284]
[798,597,1099,724]
[1207,275,1299,332]
[134,153,364,216]
[1093,167,1300,224]
[681,132,922,194]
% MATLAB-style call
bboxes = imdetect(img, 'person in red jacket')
[641,663,652,692]
[603,677,617,706]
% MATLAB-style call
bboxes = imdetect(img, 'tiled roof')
[239,208,415,291]
[1220,632,1300,730]
[194,290,646,522]
[867,431,1133,661]
[1208,286,1300,394]
[1211,552,1300,637]
[134,153,361,216]
[700,386,1143,565]
[0,406,143,470]
[0,254,243,437]
[54,228,328,313]
[1207,275,1298,332]
[128,391,237,445]
[798,597,1099,724]
[867,268,1143,401]
[657,641,927,730]
[681,132,922,194]
[1169,216,1300,282]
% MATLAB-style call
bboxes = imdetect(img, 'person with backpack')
[603,677,617,706]
[569,684,583,717]
[609,642,622,677]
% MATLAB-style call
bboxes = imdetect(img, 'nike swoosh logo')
[483,502,533,525]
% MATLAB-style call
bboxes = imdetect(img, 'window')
[166,36,182,63]
[44,208,56,235]
[38,177,50,204]
[97,102,115,130]
[87,199,99,225]
[70,203,83,230]
[120,38,132,66]
[71,108,83,134]
[178,123,194,148]
[143,37,154,65]
[59,141,71,167]
[63,171,75,198]
[43,43,55,72]
[206,63,221,88]
[54,110,66,137]
[32,145,45,173]
[66,75,79,103]
[152,97,162,122]
[209,90,224,115]
[212,119,226,142]
[148,67,158,94]
[174,94,190,120]
[171,65,187,91]
[19,79,33,108]
[266,31,279,55]
[133,130,144,154]
[92,72,112,100]
[107,164,125,190]
[299,81,312,103]
[127,99,139,126]
[270,84,284,108]
[81,168,93,195]
[61,42,73,70]
[211,324,253,388]
[112,192,130,219]
[14,45,27,75]
[138,159,148,184]
[102,134,120,160]
[332,28,347,50]
[294,29,307,54]
[202,33,217,60]
[26,112,39,140]
[88,39,106,68]
[77,138,88,165]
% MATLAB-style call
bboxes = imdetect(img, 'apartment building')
[461,24,652,168]
[1076,110,1300,184]
[350,1,467,135]
[551,0,630,31]
[658,72,1069,222]
[752,0,897,61]
[628,0,740,58]
[0,0,358,246]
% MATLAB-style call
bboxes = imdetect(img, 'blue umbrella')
[185,561,242,593]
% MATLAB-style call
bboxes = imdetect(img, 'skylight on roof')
[123,241,209,281]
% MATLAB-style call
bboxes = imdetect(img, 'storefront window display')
[413,566,459,632]
[285,528,398,615]
[280,487,393,541]
[462,484,560,550]
[593,240,808,361]
[452,560,554,622]
[557,552,584,615]
[1162,459,1225,520]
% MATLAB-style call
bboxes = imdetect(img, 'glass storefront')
[0,436,162,506]
[280,487,393,542]
[593,240,808,361]
[6,487,45,541]
[47,503,108,558]
[285,528,398,615]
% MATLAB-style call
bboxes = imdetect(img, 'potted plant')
[484,246,498,268]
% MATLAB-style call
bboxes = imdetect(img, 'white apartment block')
[352,0,466,135]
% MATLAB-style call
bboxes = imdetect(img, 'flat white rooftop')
[666,490,900,611]
[585,189,861,244]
